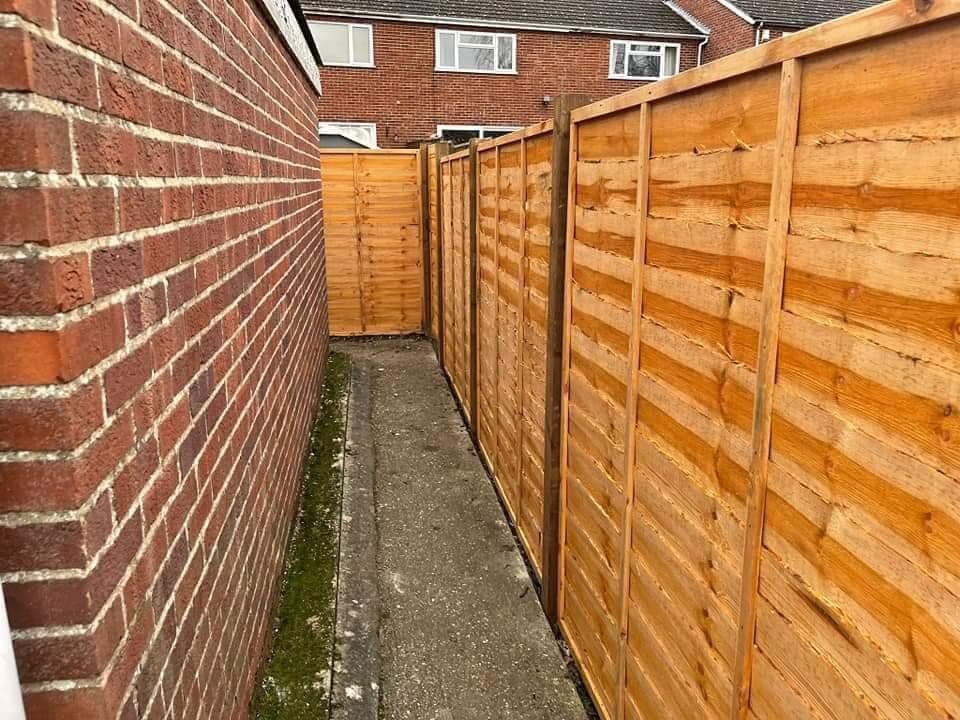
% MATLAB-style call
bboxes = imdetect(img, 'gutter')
[302,9,708,39]
[754,20,765,45]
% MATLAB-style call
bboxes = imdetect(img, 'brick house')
[672,0,881,62]
[301,0,709,147]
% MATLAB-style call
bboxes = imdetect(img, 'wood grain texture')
[731,57,803,720]
[320,150,423,336]
[557,7,960,720]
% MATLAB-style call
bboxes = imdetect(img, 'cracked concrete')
[332,337,588,720]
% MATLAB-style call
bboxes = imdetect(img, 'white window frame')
[309,21,375,67]
[608,40,681,81]
[318,121,378,148]
[437,124,523,141]
[434,29,517,75]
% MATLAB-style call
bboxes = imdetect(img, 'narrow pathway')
[334,337,588,720]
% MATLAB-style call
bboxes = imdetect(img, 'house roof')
[725,0,880,28]
[300,0,708,37]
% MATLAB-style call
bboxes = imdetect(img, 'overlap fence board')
[320,149,423,336]
[440,150,473,407]
[477,146,500,470]
[427,143,442,341]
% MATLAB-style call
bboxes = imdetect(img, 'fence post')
[541,94,590,626]
[419,141,432,336]
[467,139,480,435]
[435,141,451,366]
[731,58,803,720]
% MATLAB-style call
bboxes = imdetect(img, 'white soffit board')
[257,0,324,94]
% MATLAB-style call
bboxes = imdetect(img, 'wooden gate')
[320,149,423,336]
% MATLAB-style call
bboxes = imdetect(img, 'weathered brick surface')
[0,0,327,715]
[311,17,704,147]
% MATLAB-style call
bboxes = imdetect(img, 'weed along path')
[335,337,588,720]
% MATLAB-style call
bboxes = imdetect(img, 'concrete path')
[332,337,588,720]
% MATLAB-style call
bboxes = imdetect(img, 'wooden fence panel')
[518,131,553,573]
[560,108,640,719]
[754,20,960,720]
[554,4,960,720]
[624,66,781,720]
[495,142,524,520]
[467,126,556,575]
[477,147,499,470]
[427,144,441,341]
[440,151,473,407]
[319,149,422,335]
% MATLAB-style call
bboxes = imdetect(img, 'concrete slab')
[334,337,589,720]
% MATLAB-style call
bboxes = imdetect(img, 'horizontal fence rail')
[334,2,960,717]
[319,149,424,336]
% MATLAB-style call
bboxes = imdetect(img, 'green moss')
[251,352,350,720]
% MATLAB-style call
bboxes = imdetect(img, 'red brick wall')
[311,17,703,147]
[0,0,328,716]
[671,0,756,62]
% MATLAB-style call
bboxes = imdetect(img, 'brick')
[28,34,100,110]
[0,109,71,172]
[120,186,164,231]
[104,340,153,412]
[120,22,163,82]
[22,687,107,720]
[0,303,124,384]
[0,27,30,90]
[136,137,176,177]
[58,0,122,63]
[126,282,168,337]
[0,253,95,315]
[0,410,133,513]
[99,67,152,126]
[73,119,138,175]
[93,242,145,296]
[15,598,124,681]
[162,52,194,97]
[113,435,159,516]
[0,379,103,451]
[0,186,116,246]
[0,0,54,27]
[142,228,181,276]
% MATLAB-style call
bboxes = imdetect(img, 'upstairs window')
[609,41,680,80]
[435,30,516,74]
[310,22,374,67]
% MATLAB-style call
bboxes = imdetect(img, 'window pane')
[496,36,514,70]
[437,32,455,67]
[459,33,494,45]
[312,23,349,64]
[628,53,660,78]
[441,128,481,145]
[663,46,679,76]
[611,43,626,74]
[458,46,495,70]
[629,43,660,53]
[351,26,371,64]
